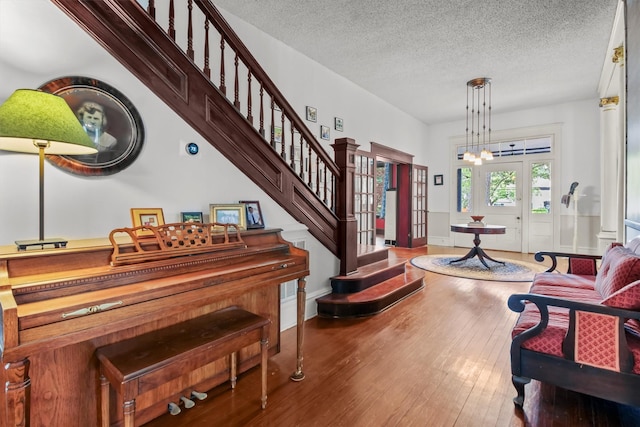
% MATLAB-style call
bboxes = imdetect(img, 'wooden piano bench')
[96,306,270,427]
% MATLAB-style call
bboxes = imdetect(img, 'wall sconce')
[0,89,98,250]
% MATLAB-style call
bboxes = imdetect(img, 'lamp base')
[16,238,68,251]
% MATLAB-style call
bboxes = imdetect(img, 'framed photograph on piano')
[240,200,265,229]
[180,211,203,223]
[210,204,246,230]
[130,208,165,236]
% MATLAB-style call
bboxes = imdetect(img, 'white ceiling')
[213,0,620,125]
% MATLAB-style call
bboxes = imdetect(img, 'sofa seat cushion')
[513,292,640,373]
[513,287,603,357]
[531,272,596,290]
[512,303,570,357]
[529,283,602,301]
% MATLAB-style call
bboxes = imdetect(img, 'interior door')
[410,164,428,247]
[476,161,523,252]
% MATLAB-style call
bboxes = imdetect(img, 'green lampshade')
[0,89,97,155]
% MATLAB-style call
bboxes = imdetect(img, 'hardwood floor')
[145,245,640,427]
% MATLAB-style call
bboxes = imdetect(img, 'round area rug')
[410,254,548,282]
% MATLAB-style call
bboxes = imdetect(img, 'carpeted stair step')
[331,258,408,294]
[316,265,424,318]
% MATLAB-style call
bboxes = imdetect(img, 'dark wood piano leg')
[291,277,306,381]
[4,358,31,427]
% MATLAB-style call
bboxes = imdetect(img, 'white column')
[600,97,619,233]
[598,96,619,252]
[597,39,625,251]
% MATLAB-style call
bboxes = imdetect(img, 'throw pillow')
[602,279,640,310]
[595,246,640,299]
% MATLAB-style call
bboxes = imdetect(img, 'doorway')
[451,127,558,253]
[356,143,427,248]
[476,161,523,252]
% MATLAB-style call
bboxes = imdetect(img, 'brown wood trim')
[370,141,414,164]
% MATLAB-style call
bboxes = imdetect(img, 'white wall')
[216,7,431,160]
[0,0,431,321]
[425,98,601,250]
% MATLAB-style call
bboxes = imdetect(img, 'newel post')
[332,138,359,276]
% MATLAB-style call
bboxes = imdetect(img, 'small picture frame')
[209,204,247,230]
[320,125,330,141]
[273,126,282,144]
[434,174,444,186]
[181,211,203,223]
[306,106,317,122]
[240,200,265,229]
[334,117,344,132]
[130,208,165,236]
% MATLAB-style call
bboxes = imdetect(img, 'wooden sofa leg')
[512,375,530,408]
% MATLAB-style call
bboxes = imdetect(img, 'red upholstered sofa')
[508,237,640,408]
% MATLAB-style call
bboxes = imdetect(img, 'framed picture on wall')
[335,117,344,131]
[320,125,330,141]
[434,174,443,185]
[39,76,145,176]
[273,126,282,144]
[306,106,317,122]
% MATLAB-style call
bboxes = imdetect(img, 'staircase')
[51,0,424,315]
[316,246,424,318]
[52,0,340,254]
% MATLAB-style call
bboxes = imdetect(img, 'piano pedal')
[191,390,208,401]
[168,402,181,415]
[180,396,196,408]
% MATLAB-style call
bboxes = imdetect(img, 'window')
[456,167,472,212]
[531,162,551,214]
[486,170,517,206]
[456,136,552,160]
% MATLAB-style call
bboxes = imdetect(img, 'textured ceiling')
[213,0,619,125]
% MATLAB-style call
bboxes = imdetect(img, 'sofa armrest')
[508,293,637,371]
[534,251,601,274]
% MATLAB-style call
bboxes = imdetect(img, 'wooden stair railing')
[51,0,354,263]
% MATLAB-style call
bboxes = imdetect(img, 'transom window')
[456,136,552,160]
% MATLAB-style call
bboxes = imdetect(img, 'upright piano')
[0,226,309,426]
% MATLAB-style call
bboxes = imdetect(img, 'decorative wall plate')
[39,76,144,176]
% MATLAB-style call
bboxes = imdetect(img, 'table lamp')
[0,89,98,250]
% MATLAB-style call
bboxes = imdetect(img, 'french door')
[476,162,523,252]
[411,165,428,247]
[452,161,522,251]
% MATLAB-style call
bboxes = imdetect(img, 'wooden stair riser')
[331,263,406,294]
[317,277,423,318]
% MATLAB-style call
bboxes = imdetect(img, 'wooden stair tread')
[321,268,423,304]
[317,264,424,318]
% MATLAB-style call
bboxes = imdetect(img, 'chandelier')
[463,77,493,165]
